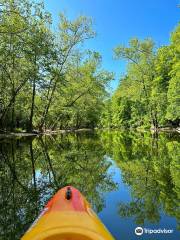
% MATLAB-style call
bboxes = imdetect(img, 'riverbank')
[150,127,180,133]
[0,127,179,139]
[1,125,180,139]
[0,132,38,139]
[0,128,94,139]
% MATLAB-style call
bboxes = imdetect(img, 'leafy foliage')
[100,23,180,129]
[0,0,113,132]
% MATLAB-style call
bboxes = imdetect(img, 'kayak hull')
[22,186,114,240]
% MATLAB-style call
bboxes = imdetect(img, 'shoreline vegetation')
[0,1,179,134]
[100,28,180,131]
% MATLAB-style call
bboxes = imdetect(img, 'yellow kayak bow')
[22,186,115,240]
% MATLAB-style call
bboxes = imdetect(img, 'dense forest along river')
[0,131,179,240]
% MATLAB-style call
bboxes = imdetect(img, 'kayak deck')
[22,186,115,240]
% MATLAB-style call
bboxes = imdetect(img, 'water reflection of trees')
[1,131,179,239]
[101,131,180,229]
[0,132,116,240]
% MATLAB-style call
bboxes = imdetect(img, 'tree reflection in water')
[0,131,179,239]
[0,132,116,240]
[100,131,180,229]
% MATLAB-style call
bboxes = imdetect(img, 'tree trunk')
[28,55,37,132]
[11,93,15,132]
[29,78,36,132]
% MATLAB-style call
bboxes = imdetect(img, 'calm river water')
[0,130,179,240]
